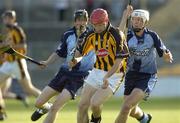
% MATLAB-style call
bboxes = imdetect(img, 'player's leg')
[0,88,7,120]
[130,106,152,123]
[90,87,113,123]
[115,73,156,123]
[0,61,15,84]
[129,105,144,119]
[129,74,157,123]
[19,77,41,97]
[0,63,14,120]
[77,83,97,123]
[1,78,29,107]
[17,59,41,97]
[43,89,71,123]
[31,86,58,121]
[31,70,67,121]
[115,88,145,123]
[1,77,13,98]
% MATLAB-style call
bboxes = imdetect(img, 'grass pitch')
[3,97,180,123]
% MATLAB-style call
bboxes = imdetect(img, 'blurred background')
[0,0,180,98]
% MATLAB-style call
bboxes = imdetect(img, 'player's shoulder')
[86,29,94,37]
[109,24,120,35]
[109,24,126,42]
[63,27,75,36]
[145,28,160,39]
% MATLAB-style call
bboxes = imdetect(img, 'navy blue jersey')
[55,27,96,75]
[127,28,167,74]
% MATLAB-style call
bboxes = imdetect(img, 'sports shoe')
[0,110,7,121]
[31,108,48,121]
[147,114,152,123]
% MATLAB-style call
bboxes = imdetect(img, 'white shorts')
[0,59,30,80]
[85,68,124,93]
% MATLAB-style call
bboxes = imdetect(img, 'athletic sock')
[42,102,52,111]
[138,113,150,123]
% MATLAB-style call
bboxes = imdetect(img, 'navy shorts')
[48,70,85,99]
[124,71,157,98]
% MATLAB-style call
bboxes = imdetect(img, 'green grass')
[3,97,180,123]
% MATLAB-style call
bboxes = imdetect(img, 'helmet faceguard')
[131,9,149,32]
[90,8,109,25]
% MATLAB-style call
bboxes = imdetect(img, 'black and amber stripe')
[5,24,26,62]
[17,59,26,79]
[81,24,129,72]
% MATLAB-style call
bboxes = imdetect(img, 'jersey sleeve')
[78,33,94,56]
[115,31,129,59]
[55,34,67,58]
[150,31,167,57]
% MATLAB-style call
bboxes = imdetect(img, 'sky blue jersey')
[127,28,167,74]
[55,27,96,74]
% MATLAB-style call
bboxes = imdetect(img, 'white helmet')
[131,9,149,23]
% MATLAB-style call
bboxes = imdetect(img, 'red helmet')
[90,8,109,24]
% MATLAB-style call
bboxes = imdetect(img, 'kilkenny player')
[77,8,129,123]
[0,10,41,120]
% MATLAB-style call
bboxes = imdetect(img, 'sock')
[137,113,144,121]
[42,102,52,111]
[138,113,149,123]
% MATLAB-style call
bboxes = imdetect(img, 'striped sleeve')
[113,30,129,59]
[78,32,94,55]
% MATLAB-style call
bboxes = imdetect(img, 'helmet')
[131,9,149,23]
[1,10,16,19]
[90,8,109,24]
[74,9,88,21]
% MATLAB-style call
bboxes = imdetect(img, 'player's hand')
[68,59,77,70]
[163,50,173,63]
[124,5,133,19]
[39,61,48,69]
[102,77,109,89]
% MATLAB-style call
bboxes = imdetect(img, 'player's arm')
[118,5,133,33]
[41,52,61,67]
[75,34,93,57]
[102,33,129,89]
[41,34,67,67]
[10,26,27,54]
[152,32,173,63]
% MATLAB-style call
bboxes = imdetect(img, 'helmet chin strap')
[132,26,145,32]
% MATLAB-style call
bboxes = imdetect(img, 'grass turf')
[3,97,180,123]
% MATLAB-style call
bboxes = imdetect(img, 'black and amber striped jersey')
[4,23,26,62]
[79,23,129,72]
